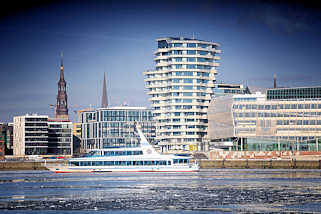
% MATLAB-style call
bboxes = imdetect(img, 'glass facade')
[81,107,155,152]
[13,115,72,156]
[267,87,321,100]
[231,91,321,151]
[24,117,48,155]
[48,121,72,155]
[144,37,221,153]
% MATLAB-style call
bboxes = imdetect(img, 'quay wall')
[198,159,321,169]
[0,161,62,171]
[208,150,321,160]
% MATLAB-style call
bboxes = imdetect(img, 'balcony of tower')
[160,135,202,140]
[154,48,170,54]
[147,91,169,96]
[155,61,170,67]
[154,55,170,61]
[157,127,207,134]
[144,76,168,82]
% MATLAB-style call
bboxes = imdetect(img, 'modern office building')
[80,107,155,152]
[208,86,321,152]
[207,84,250,151]
[13,114,72,156]
[144,37,221,153]
[0,123,13,155]
[48,119,73,155]
[14,114,48,156]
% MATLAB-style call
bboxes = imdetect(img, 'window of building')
[187,64,196,69]
[184,79,193,83]
[187,50,196,55]
[199,51,208,55]
[174,43,183,47]
[187,43,196,48]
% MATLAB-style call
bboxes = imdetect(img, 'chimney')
[273,74,277,88]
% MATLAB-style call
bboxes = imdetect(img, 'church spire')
[101,72,108,108]
[55,52,69,119]
[60,52,64,80]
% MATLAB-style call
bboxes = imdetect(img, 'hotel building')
[144,37,221,153]
[80,107,155,152]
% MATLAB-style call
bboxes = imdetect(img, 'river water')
[0,169,321,213]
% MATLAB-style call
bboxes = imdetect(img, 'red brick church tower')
[55,53,69,119]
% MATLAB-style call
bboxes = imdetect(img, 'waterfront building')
[14,114,48,156]
[48,119,73,155]
[55,54,69,119]
[207,84,250,151]
[0,123,13,155]
[13,114,72,157]
[80,107,155,152]
[144,37,221,153]
[208,86,321,152]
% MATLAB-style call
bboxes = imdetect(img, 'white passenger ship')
[46,126,199,173]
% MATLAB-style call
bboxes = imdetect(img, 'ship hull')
[46,165,199,173]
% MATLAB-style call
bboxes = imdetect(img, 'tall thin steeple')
[55,52,69,119]
[101,73,108,108]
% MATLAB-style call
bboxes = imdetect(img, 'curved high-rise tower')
[144,37,221,153]
[55,54,69,119]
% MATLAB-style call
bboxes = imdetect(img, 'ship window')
[70,161,79,166]
[160,161,167,165]
[168,161,171,165]
[104,161,113,166]
[80,161,90,166]
[92,161,103,166]
[133,151,143,155]
[144,161,152,165]
[114,161,120,166]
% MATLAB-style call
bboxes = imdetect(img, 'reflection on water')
[0,169,321,213]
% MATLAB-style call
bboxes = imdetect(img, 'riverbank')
[1,159,321,170]
[0,160,63,171]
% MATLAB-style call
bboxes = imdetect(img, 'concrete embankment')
[198,159,321,169]
[0,160,62,171]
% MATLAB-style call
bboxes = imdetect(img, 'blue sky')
[0,0,321,122]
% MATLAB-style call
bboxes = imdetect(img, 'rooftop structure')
[213,83,250,97]
[267,86,321,100]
